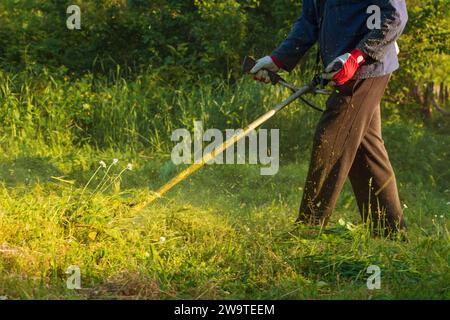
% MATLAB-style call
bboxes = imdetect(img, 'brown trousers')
[297,74,406,235]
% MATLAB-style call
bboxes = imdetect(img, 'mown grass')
[0,70,448,299]
[0,139,448,299]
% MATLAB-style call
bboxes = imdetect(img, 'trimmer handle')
[314,59,344,87]
[313,74,330,88]
[242,56,283,85]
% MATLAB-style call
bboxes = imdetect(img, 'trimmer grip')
[319,59,344,86]
[242,56,283,85]
[313,74,330,88]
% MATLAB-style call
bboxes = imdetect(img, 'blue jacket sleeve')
[357,0,408,61]
[271,0,319,72]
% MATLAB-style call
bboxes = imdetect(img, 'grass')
[0,141,448,299]
[0,69,448,299]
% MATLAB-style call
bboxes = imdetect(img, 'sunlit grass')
[0,70,448,299]
[0,147,448,299]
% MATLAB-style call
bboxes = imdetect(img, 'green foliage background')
[0,0,448,78]
[0,0,302,74]
[0,0,448,150]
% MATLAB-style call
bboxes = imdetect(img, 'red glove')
[270,55,285,70]
[322,49,366,86]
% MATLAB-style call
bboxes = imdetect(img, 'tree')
[393,0,450,118]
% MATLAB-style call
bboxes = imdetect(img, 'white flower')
[159,236,166,242]
[112,158,119,165]
[403,203,408,209]
[127,163,133,171]
[99,161,106,168]
[440,215,444,219]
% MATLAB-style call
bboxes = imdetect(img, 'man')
[251,0,408,236]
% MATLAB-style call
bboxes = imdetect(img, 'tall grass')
[0,158,448,299]
[0,67,448,299]
[1,67,447,189]
[0,67,323,154]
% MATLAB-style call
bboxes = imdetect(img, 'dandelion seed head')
[127,163,133,171]
[99,160,106,168]
[159,236,166,242]
[112,158,119,165]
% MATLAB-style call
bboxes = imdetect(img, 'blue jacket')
[272,0,408,79]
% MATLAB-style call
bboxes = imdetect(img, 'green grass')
[0,70,448,299]
[0,140,448,299]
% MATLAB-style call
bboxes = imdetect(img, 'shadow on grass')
[0,156,63,187]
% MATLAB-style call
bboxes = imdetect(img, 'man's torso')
[317,0,403,78]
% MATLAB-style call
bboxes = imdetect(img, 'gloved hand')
[322,49,366,86]
[250,56,283,83]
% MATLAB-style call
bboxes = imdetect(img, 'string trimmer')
[130,56,333,212]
